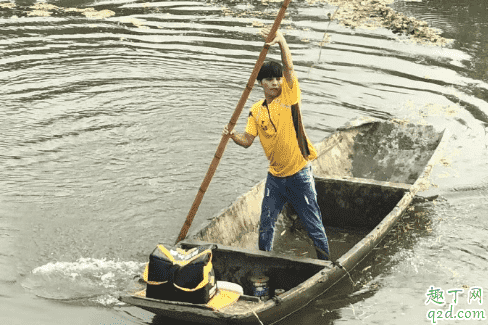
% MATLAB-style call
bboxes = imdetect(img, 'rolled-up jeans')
[258,164,330,260]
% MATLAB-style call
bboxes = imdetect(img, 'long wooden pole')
[175,0,293,244]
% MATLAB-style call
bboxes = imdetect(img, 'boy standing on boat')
[223,28,330,260]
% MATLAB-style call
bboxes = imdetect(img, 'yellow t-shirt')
[245,77,318,177]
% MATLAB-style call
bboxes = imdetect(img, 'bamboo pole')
[175,0,293,244]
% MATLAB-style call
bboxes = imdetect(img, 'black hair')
[257,61,283,82]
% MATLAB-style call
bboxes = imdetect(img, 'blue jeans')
[258,165,330,260]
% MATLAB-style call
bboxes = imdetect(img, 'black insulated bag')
[143,244,217,304]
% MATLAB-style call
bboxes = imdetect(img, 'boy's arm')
[277,32,295,89]
[222,125,255,148]
[262,28,295,88]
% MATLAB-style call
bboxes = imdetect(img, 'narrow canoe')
[120,119,448,324]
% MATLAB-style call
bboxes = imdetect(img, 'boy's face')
[259,77,283,99]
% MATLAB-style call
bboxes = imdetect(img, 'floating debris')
[2,2,115,19]
[252,20,264,27]
[27,2,56,16]
[119,16,149,29]
[0,2,15,9]
[27,9,51,17]
[211,0,451,46]
[83,9,116,19]
[320,0,452,46]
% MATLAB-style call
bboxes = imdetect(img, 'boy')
[223,28,329,260]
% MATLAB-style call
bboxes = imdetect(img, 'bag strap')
[142,245,175,285]
[291,103,310,159]
[142,263,168,285]
[173,259,215,292]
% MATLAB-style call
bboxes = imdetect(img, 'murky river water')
[1,0,487,324]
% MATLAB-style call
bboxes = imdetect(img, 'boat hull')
[120,120,448,324]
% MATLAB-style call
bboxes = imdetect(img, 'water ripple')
[1,4,488,324]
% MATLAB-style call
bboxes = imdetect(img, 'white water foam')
[23,258,145,304]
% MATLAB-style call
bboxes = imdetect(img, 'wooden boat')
[120,119,448,324]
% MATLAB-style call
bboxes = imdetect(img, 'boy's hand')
[223,126,255,148]
[259,25,294,87]
[222,125,235,138]
[259,26,284,46]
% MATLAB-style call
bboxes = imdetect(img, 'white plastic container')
[217,281,244,295]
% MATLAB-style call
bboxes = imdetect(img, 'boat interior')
[194,121,444,254]
[179,241,327,297]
